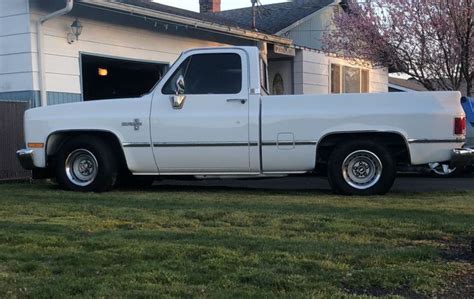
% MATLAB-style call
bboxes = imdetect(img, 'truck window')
[162,53,242,95]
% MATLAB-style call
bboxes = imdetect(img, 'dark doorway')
[81,54,167,101]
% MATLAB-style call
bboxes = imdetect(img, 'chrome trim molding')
[138,172,262,176]
[123,143,152,148]
[262,141,317,146]
[150,141,317,147]
[408,138,466,144]
[153,142,259,147]
[263,171,308,174]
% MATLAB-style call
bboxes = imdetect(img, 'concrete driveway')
[156,174,474,193]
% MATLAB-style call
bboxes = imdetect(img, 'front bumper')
[16,149,35,170]
[451,148,474,168]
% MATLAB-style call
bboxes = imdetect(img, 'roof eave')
[78,0,292,45]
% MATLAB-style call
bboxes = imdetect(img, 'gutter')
[37,0,74,107]
[78,0,292,46]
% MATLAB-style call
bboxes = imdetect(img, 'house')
[388,77,428,92]
[389,76,472,96]
[211,0,388,95]
[0,0,388,108]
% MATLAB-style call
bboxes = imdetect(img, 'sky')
[153,0,290,11]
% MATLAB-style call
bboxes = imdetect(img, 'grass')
[0,182,472,298]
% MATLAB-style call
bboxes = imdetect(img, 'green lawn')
[0,182,472,298]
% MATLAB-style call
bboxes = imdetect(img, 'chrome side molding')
[408,138,466,144]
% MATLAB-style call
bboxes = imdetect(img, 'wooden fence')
[0,101,30,181]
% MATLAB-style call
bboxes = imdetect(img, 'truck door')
[150,49,251,173]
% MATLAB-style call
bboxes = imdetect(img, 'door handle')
[227,98,247,104]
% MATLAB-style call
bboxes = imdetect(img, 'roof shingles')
[211,0,335,34]
[116,0,334,34]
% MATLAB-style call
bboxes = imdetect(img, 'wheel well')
[46,131,127,169]
[316,132,411,166]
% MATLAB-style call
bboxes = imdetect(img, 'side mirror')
[176,75,185,95]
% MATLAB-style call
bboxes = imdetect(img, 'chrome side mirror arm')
[171,75,186,109]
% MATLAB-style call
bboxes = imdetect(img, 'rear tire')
[327,140,396,195]
[55,136,117,192]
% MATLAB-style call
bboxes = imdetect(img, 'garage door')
[81,54,167,101]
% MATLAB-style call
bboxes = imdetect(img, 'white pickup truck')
[16,46,474,195]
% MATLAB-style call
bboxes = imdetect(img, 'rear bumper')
[451,148,474,168]
[16,149,34,170]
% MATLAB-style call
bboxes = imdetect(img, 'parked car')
[16,47,474,195]
[428,96,474,177]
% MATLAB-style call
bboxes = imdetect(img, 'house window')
[331,64,370,93]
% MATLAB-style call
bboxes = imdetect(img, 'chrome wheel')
[429,162,457,176]
[65,149,98,187]
[342,150,383,190]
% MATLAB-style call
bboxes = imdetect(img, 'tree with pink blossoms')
[323,0,473,96]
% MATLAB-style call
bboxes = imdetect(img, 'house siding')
[293,50,329,94]
[293,49,388,94]
[0,90,81,107]
[284,5,335,50]
[369,68,389,93]
[0,0,35,94]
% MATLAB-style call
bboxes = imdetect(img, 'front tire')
[327,140,396,195]
[55,136,117,192]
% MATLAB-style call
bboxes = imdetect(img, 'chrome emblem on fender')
[121,119,143,131]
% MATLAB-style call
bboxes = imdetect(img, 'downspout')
[36,0,74,107]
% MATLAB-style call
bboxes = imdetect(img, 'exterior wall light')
[67,18,83,44]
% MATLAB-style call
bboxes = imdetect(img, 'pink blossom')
[323,0,473,96]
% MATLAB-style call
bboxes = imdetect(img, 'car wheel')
[327,140,396,195]
[55,136,117,192]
